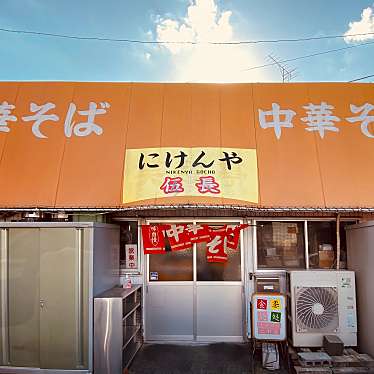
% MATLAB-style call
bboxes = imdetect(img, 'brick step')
[332,368,374,373]
[298,352,333,368]
[289,347,374,372]
[295,366,332,373]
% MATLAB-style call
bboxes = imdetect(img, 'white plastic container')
[262,342,280,370]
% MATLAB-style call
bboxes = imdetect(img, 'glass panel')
[197,224,241,281]
[307,221,355,269]
[308,221,335,269]
[119,221,139,271]
[257,221,305,269]
[149,246,193,281]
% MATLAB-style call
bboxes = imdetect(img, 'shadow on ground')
[129,343,288,374]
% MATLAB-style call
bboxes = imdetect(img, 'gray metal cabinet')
[346,221,374,358]
[0,222,120,374]
[94,286,143,374]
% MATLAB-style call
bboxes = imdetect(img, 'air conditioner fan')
[296,286,339,332]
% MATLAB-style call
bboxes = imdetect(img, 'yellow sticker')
[271,298,281,310]
[122,147,258,204]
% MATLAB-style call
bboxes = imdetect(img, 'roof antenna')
[268,54,298,82]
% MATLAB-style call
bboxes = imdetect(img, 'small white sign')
[341,277,352,288]
[150,272,158,281]
[125,244,138,270]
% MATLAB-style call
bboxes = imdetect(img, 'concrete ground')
[129,343,289,374]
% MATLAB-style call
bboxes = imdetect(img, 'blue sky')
[1,0,374,82]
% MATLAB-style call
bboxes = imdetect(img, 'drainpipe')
[336,214,341,270]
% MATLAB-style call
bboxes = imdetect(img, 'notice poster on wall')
[252,294,286,341]
[125,244,138,270]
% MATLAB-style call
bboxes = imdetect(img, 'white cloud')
[153,0,269,82]
[145,52,152,61]
[344,5,374,43]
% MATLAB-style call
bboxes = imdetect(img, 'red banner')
[185,223,211,244]
[141,224,167,254]
[206,226,228,263]
[165,224,192,251]
[226,224,249,250]
[142,223,249,262]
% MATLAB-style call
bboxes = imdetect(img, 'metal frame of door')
[144,218,248,342]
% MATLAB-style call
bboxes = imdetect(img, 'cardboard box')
[265,256,282,267]
[319,250,335,268]
[283,257,301,267]
[283,246,298,257]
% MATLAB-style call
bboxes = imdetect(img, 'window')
[256,221,305,269]
[308,221,335,269]
[307,221,355,269]
[149,246,193,282]
[147,221,242,282]
[256,220,356,270]
[119,221,140,273]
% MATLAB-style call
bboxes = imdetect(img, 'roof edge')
[0,205,374,213]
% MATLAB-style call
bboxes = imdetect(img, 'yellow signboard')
[270,298,282,311]
[122,147,258,204]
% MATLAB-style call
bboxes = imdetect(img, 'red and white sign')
[227,224,249,249]
[206,226,228,263]
[125,244,138,269]
[185,224,211,244]
[141,224,167,254]
[141,223,249,264]
[165,224,192,251]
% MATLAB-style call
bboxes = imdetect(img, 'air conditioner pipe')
[336,214,341,270]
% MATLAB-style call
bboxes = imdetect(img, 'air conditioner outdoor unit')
[287,270,357,347]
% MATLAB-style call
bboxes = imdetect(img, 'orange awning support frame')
[0,205,373,214]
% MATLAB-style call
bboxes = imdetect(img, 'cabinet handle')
[40,299,45,309]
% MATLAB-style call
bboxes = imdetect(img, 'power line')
[348,74,374,82]
[242,40,374,72]
[0,26,374,45]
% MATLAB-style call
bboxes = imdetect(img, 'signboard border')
[251,292,287,342]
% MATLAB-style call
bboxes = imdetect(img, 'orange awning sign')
[0,82,373,209]
[258,101,374,139]
[2,98,372,141]
[0,100,110,138]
